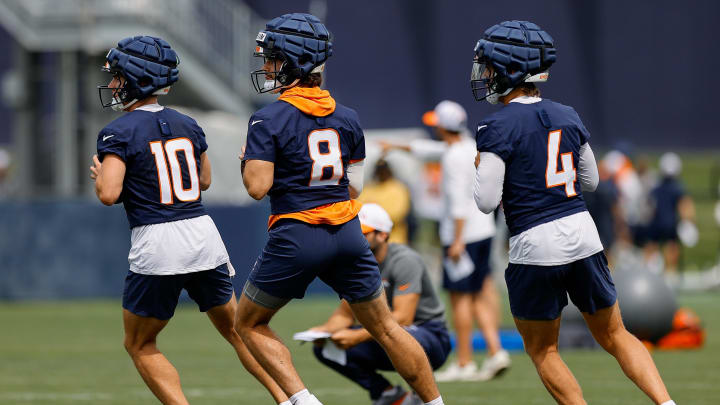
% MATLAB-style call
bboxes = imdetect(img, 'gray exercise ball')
[614,269,677,342]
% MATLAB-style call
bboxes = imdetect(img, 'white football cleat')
[434,361,479,382]
[472,349,511,381]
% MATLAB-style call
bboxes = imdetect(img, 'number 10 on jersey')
[545,129,577,197]
[150,138,200,204]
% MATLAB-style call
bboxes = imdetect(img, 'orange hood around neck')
[278,87,336,117]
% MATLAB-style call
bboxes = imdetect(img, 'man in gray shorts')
[310,203,451,405]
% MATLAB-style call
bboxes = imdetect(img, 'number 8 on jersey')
[308,129,343,186]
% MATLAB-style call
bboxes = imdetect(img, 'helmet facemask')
[98,63,139,111]
[251,46,299,94]
[470,57,512,104]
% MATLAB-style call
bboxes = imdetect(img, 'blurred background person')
[584,161,625,267]
[644,152,697,274]
[602,150,652,249]
[382,100,509,382]
[358,158,412,244]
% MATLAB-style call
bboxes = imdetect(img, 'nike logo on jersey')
[477,125,488,131]
[251,120,264,126]
[103,134,115,141]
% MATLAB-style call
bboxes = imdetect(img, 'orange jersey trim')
[267,199,362,229]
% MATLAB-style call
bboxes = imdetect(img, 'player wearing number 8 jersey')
[90,35,288,405]
[471,21,674,405]
[238,13,444,405]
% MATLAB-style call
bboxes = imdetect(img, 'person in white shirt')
[381,100,510,382]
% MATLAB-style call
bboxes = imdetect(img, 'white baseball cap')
[659,152,682,177]
[358,203,394,234]
[422,100,467,132]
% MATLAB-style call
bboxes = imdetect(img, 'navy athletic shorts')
[122,263,234,321]
[244,217,383,309]
[442,237,492,293]
[505,251,617,320]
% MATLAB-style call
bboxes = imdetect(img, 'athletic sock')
[279,402,292,405]
[425,396,444,405]
[660,401,676,405]
[289,389,323,405]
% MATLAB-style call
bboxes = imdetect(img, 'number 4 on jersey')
[545,129,577,197]
[150,138,200,204]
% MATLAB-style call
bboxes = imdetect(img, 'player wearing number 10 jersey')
[237,13,443,405]
[90,36,288,405]
[471,21,674,405]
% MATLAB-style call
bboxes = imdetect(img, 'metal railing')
[0,0,263,109]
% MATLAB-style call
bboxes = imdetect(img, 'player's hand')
[448,240,466,262]
[330,329,363,349]
[475,151,482,168]
[309,326,329,347]
[89,154,101,180]
[238,145,246,160]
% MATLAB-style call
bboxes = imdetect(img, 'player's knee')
[524,340,557,360]
[123,335,155,356]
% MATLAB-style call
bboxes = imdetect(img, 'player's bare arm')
[199,152,211,191]
[243,159,274,200]
[91,153,125,206]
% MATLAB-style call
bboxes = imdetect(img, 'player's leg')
[349,294,441,403]
[513,317,585,405]
[235,289,307,397]
[569,252,672,405]
[234,220,325,403]
[122,271,190,405]
[184,263,289,404]
[206,293,289,403]
[582,303,671,404]
[123,310,188,405]
[505,261,586,404]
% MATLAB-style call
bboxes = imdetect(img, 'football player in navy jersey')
[90,36,287,405]
[237,13,443,405]
[471,21,675,405]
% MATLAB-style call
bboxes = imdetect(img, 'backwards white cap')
[358,203,394,234]
[659,152,682,177]
[422,100,467,133]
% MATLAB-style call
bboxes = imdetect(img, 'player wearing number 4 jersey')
[238,13,444,405]
[471,21,675,405]
[91,35,287,405]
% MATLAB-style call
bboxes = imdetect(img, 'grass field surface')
[1,292,718,404]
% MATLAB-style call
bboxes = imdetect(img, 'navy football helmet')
[251,13,332,93]
[98,35,179,111]
[471,21,556,104]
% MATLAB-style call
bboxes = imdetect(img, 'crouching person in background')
[310,204,450,405]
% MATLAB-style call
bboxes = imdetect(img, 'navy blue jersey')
[476,99,590,236]
[244,100,365,215]
[649,177,685,230]
[97,107,207,228]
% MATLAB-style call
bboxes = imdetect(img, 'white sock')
[279,402,292,405]
[425,396,444,405]
[660,401,676,405]
[289,389,323,405]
